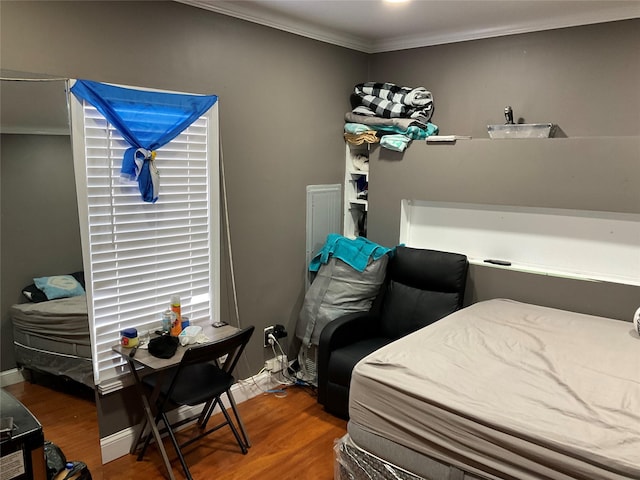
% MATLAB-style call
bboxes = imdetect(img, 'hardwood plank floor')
[3,378,346,480]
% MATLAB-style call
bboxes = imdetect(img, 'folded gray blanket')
[345,112,422,130]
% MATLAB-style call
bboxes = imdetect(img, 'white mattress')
[349,299,640,480]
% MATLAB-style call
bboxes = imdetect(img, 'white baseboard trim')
[99,370,277,464]
[0,368,25,387]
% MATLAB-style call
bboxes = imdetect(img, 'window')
[69,81,220,393]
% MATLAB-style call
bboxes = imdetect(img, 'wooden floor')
[3,377,346,480]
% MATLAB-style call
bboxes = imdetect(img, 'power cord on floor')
[236,338,299,398]
[236,367,284,397]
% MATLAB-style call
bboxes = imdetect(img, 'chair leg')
[226,390,251,448]
[197,396,248,455]
[217,401,248,454]
[162,412,193,480]
[197,398,214,426]
[198,397,218,430]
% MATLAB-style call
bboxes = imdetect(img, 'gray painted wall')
[0,0,366,437]
[368,20,640,138]
[365,20,639,321]
[367,138,639,319]
[1,2,638,443]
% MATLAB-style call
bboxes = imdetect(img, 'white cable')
[220,139,241,328]
[236,367,273,395]
[271,337,296,385]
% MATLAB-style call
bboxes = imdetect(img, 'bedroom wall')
[369,19,640,139]
[365,19,640,320]
[2,0,637,449]
[0,0,367,438]
[0,134,83,369]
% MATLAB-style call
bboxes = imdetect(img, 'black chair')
[317,246,468,419]
[138,326,255,480]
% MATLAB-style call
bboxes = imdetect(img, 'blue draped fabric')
[71,79,218,202]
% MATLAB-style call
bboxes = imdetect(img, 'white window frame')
[68,80,221,394]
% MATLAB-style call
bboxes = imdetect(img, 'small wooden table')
[112,323,239,480]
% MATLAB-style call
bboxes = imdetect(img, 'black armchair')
[317,246,468,418]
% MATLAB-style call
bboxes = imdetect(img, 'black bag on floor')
[44,441,67,479]
[45,441,92,480]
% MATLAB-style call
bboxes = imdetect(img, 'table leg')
[130,416,148,455]
[129,360,176,480]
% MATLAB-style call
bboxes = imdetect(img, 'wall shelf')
[343,143,369,238]
[349,199,368,210]
[400,200,640,287]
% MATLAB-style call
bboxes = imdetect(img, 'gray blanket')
[345,112,422,131]
[11,295,89,339]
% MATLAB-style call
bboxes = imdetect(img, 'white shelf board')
[468,258,639,286]
[349,199,368,211]
[400,200,640,287]
[348,170,369,180]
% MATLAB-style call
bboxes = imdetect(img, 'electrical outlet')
[263,326,275,347]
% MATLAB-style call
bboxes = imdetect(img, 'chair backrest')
[178,325,255,377]
[376,246,468,339]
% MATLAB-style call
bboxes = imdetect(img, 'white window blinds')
[69,83,220,392]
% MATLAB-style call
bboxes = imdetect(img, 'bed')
[336,298,640,480]
[11,294,93,388]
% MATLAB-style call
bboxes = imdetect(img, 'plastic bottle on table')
[162,309,174,334]
[170,295,182,336]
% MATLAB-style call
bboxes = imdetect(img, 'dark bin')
[0,389,47,480]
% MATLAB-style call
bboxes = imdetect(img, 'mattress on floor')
[348,298,640,480]
[11,295,93,387]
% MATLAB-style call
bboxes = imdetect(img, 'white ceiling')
[178,0,640,53]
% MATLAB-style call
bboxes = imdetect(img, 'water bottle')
[162,310,174,334]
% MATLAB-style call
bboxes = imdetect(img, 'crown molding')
[177,0,372,52]
[177,1,640,54]
[371,4,640,52]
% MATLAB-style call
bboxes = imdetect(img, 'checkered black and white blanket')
[352,82,434,122]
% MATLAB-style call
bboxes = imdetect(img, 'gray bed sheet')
[11,295,93,387]
[348,299,640,480]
